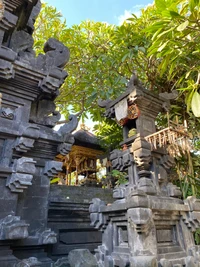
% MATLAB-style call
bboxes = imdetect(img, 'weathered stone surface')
[0,215,29,240]
[68,249,98,267]
[0,0,76,265]
[54,257,70,267]
[89,77,200,267]
[48,185,113,259]
[130,256,157,267]
[15,257,42,267]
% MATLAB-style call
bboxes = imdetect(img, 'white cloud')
[117,3,153,25]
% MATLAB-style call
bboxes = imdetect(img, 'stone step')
[169,257,186,266]
[158,245,183,254]
[158,251,187,260]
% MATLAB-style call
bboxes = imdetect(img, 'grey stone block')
[68,249,98,267]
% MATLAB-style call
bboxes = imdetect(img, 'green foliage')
[110,170,127,186]
[34,1,200,196]
[146,0,200,117]
[50,177,60,184]
[94,118,123,151]
[194,228,200,245]
[174,151,200,199]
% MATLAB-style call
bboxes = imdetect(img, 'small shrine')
[56,124,104,186]
[89,75,200,267]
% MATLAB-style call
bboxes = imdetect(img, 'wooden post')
[65,167,69,185]
[75,156,80,185]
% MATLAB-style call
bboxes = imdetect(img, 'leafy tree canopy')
[33,0,200,196]
[34,0,200,126]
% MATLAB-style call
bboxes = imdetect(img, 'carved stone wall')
[47,185,113,260]
[0,1,77,266]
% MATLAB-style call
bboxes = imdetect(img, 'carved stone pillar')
[131,135,156,195]
[127,207,158,267]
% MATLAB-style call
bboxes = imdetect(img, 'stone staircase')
[158,243,187,266]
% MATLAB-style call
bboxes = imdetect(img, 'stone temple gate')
[0,1,200,267]
[0,1,112,266]
[0,0,77,266]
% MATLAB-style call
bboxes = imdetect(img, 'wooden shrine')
[56,125,104,186]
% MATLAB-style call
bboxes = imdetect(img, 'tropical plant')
[33,1,200,196]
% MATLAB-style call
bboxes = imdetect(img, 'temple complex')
[0,1,200,267]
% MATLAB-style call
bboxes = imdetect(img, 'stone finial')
[58,114,78,136]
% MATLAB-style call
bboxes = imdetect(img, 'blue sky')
[44,0,153,130]
[43,0,153,26]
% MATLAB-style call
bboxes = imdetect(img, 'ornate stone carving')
[0,58,14,79]
[185,196,200,211]
[113,183,129,199]
[6,157,36,193]
[58,114,79,136]
[89,198,107,230]
[15,257,41,267]
[43,160,63,178]
[181,197,200,231]
[39,75,63,95]
[110,149,123,170]
[0,106,15,120]
[89,75,200,267]
[58,142,73,156]
[181,211,200,232]
[0,215,29,240]
[0,0,76,265]
[14,137,35,152]
[128,208,152,234]
[1,10,18,31]
[19,124,40,139]
[7,173,33,193]
[38,229,57,244]
[54,257,69,267]
[131,135,156,195]
[30,99,61,127]
[166,182,182,198]
[132,136,152,171]
[10,30,34,55]
[13,157,36,174]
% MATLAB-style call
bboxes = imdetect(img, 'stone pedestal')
[90,83,200,267]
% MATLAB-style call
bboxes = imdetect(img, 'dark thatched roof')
[73,129,102,150]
